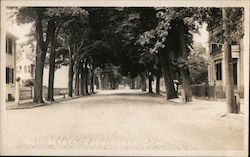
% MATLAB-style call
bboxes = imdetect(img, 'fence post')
[15,78,20,105]
[205,82,209,99]
[213,81,217,100]
[180,86,185,102]
[234,93,240,113]
[31,86,32,99]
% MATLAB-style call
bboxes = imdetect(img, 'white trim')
[1,0,249,7]
[0,0,249,156]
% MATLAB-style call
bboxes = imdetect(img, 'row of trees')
[137,7,243,114]
[13,7,244,114]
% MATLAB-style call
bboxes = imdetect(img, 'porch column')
[15,78,20,105]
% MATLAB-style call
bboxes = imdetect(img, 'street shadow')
[98,91,162,97]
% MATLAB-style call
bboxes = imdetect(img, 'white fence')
[20,87,33,100]
[19,87,68,100]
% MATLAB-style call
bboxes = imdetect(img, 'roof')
[6,31,18,40]
[17,53,34,64]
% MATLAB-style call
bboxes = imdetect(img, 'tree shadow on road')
[98,91,163,98]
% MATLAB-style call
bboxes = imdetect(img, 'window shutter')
[9,68,12,84]
[6,67,9,84]
[8,38,12,55]
[12,68,14,83]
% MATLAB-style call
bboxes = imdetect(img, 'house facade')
[16,51,35,87]
[6,32,18,101]
[207,27,244,97]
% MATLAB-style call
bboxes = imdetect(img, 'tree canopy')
[10,7,244,106]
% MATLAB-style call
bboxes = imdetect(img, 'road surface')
[2,90,244,155]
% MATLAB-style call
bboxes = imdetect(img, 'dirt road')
[2,90,244,155]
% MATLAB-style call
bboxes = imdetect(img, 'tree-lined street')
[9,7,244,114]
[3,90,243,154]
[3,5,247,156]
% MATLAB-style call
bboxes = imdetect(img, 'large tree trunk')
[104,72,109,90]
[180,69,192,102]
[33,16,54,103]
[178,20,192,102]
[156,75,160,95]
[47,24,57,102]
[155,64,161,95]
[68,46,74,97]
[140,73,147,91]
[148,75,153,94]
[84,60,89,95]
[159,51,178,99]
[222,8,237,114]
[90,67,95,93]
[74,61,80,96]
[80,61,86,96]
[98,72,103,90]
[33,45,46,103]
[96,74,100,90]
[131,78,135,89]
[47,45,56,101]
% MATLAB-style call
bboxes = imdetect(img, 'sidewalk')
[6,95,77,110]
[159,89,245,114]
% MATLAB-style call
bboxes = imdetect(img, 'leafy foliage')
[10,7,244,96]
[207,8,244,44]
[188,43,209,84]
[24,79,34,87]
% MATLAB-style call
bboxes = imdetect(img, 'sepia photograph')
[0,0,249,156]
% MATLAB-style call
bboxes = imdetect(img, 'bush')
[24,79,34,87]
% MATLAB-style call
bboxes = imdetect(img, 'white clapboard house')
[6,32,18,101]
[16,50,35,87]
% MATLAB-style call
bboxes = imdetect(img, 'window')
[211,43,223,54]
[215,62,222,80]
[28,66,31,73]
[24,66,27,73]
[233,62,237,85]
[9,68,13,83]
[16,66,22,73]
[6,67,14,84]
[6,67,9,84]
[6,38,13,55]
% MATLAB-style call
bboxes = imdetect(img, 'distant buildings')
[16,50,35,87]
[6,32,18,101]
[43,66,69,88]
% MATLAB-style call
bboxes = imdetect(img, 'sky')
[6,15,209,53]
[6,21,33,44]
[193,23,209,48]
[7,12,210,88]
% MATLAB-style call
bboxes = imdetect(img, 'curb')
[6,93,97,110]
